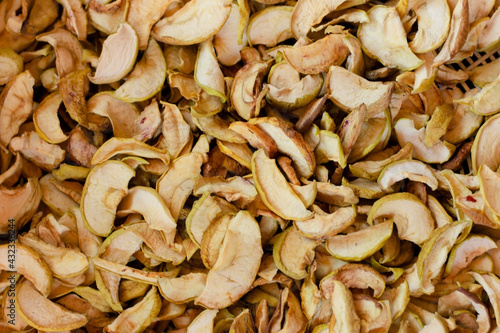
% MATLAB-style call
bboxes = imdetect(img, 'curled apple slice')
[91,137,170,166]
[358,6,423,70]
[214,3,248,66]
[81,160,135,237]
[247,6,293,47]
[158,273,207,304]
[89,22,139,85]
[196,211,262,309]
[33,92,67,144]
[252,149,312,220]
[17,280,87,331]
[368,193,435,245]
[471,113,500,173]
[9,131,66,171]
[0,48,23,85]
[114,38,166,103]
[408,0,451,53]
[378,160,438,191]
[195,38,226,102]
[152,0,232,46]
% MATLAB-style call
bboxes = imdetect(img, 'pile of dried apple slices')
[1,0,500,331]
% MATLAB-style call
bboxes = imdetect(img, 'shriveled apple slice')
[455,75,500,116]
[126,0,173,49]
[320,264,386,298]
[33,92,67,144]
[81,160,135,237]
[267,73,323,110]
[471,113,500,173]
[19,233,88,279]
[160,102,192,159]
[250,117,315,178]
[478,6,500,52]
[152,0,232,45]
[247,6,293,47]
[368,193,435,245]
[0,244,52,297]
[444,235,497,283]
[327,66,394,118]
[105,287,161,333]
[432,0,469,67]
[273,226,318,279]
[196,211,262,309]
[424,104,454,147]
[17,280,87,331]
[200,213,233,269]
[326,220,393,261]
[324,280,360,332]
[91,137,170,166]
[395,118,455,164]
[193,176,257,206]
[456,287,492,333]
[348,110,391,163]
[358,6,423,70]
[88,0,129,35]
[114,38,166,103]
[0,177,42,233]
[186,192,236,247]
[230,60,270,120]
[158,273,207,304]
[117,186,176,241]
[195,38,226,102]
[157,152,205,221]
[283,34,349,74]
[291,0,368,40]
[89,22,139,84]
[378,160,438,191]
[408,0,451,53]
[0,48,23,85]
[315,130,346,168]
[469,272,500,328]
[93,257,179,285]
[10,131,66,171]
[469,58,500,88]
[416,221,469,294]
[252,149,312,220]
[214,3,248,66]
[478,165,500,216]
[217,140,253,169]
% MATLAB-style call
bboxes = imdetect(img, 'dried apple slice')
[152,0,232,45]
[230,60,270,120]
[113,38,166,103]
[368,193,435,245]
[33,92,67,144]
[408,0,451,53]
[358,6,423,70]
[284,34,349,74]
[471,113,500,173]
[91,137,170,166]
[214,3,248,66]
[315,130,346,168]
[378,160,438,191]
[194,38,226,102]
[81,160,135,236]
[478,165,500,216]
[0,244,51,297]
[424,104,454,147]
[217,140,253,170]
[18,233,88,279]
[252,149,312,220]
[394,118,455,164]
[320,264,386,298]
[158,273,207,304]
[17,280,87,330]
[196,211,263,309]
[0,48,22,86]
[469,58,500,87]
[416,221,469,294]
[294,206,356,240]
[267,74,323,111]
[156,152,207,221]
[186,192,237,247]
[193,176,257,206]
[455,75,500,116]
[192,114,246,143]
[327,66,394,118]
[117,186,177,243]
[250,117,315,178]
[477,6,500,52]
[105,286,161,333]
[187,309,219,332]
[89,22,139,85]
[10,131,66,171]
[443,235,497,283]
[273,226,318,280]
[126,0,172,49]
[291,0,368,40]
[87,0,129,35]
[0,70,34,147]
[0,177,41,233]
[326,220,393,261]
[325,280,360,332]
[432,0,469,67]
[247,6,293,47]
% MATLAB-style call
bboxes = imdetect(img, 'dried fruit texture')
[1,0,500,331]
